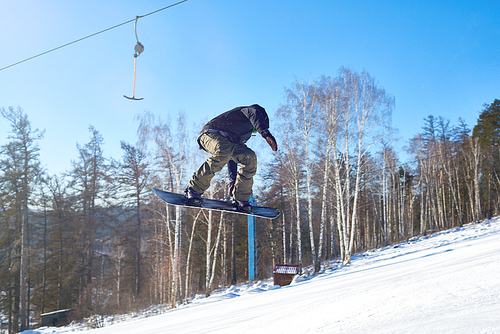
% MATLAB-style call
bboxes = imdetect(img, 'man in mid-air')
[185,104,278,212]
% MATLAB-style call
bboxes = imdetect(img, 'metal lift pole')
[248,195,257,280]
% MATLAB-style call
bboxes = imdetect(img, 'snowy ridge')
[24,218,500,334]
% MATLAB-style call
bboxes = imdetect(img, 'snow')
[24,218,500,334]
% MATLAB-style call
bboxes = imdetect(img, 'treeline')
[0,108,253,332]
[261,69,499,275]
[1,68,499,332]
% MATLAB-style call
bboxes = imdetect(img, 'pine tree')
[473,99,500,218]
[68,126,109,316]
[473,99,500,147]
[0,107,44,331]
[116,142,150,301]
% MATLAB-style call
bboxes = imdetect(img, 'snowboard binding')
[184,187,203,207]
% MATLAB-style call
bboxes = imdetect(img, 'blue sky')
[1,0,499,175]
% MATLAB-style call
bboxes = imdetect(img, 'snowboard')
[152,188,280,219]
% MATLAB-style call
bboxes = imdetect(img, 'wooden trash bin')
[273,264,299,286]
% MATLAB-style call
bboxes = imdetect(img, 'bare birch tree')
[465,137,482,222]
[316,77,342,268]
[278,79,319,271]
[137,111,189,307]
[275,132,304,272]
[184,210,202,301]
[328,68,394,264]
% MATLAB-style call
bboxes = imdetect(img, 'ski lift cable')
[0,0,189,73]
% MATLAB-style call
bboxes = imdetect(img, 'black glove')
[263,132,278,152]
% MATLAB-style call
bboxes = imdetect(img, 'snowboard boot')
[185,187,202,207]
[236,200,252,213]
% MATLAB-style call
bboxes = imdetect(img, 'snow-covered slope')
[26,218,500,334]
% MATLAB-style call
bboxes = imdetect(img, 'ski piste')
[152,188,280,219]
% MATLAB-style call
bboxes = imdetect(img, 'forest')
[1,68,499,332]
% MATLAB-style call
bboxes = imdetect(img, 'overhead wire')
[0,0,188,73]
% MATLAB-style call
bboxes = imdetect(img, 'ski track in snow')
[24,219,500,334]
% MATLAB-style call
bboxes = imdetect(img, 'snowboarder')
[185,104,278,213]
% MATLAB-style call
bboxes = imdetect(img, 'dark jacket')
[198,104,271,146]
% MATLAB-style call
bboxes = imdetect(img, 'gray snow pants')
[188,132,257,201]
